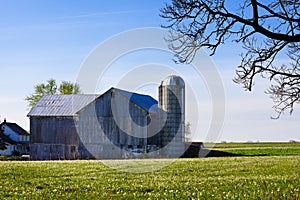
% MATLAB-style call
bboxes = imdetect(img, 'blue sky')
[0,0,299,142]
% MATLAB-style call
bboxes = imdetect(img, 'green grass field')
[205,142,300,149]
[204,142,300,156]
[0,143,299,199]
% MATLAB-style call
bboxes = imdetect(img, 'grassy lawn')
[210,147,300,156]
[204,142,300,148]
[204,142,300,156]
[0,156,299,199]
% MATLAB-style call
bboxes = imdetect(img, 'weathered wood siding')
[30,117,78,160]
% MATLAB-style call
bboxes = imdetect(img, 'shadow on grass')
[202,149,243,157]
[183,147,267,158]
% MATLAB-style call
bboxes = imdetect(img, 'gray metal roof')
[27,94,99,117]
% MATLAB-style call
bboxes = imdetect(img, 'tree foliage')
[161,0,300,118]
[59,81,81,95]
[25,79,81,108]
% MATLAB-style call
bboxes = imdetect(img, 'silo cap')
[161,75,185,87]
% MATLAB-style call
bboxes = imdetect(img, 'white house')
[0,119,30,156]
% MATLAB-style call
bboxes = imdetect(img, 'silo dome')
[161,75,185,87]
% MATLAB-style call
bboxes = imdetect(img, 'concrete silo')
[158,75,185,157]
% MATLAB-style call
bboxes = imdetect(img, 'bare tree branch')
[161,0,300,118]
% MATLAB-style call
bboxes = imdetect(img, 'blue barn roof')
[115,88,158,114]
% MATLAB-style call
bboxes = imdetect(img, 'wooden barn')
[28,76,186,160]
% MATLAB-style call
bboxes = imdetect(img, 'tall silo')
[158,75,185,157]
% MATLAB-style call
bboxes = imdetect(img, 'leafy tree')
[25,79,81,108]
[161,0,300,118]
[59,81,81,94]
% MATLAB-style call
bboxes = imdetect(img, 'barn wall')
[30,117,78,160]
[146,113,161,147]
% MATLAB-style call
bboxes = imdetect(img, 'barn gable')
[74,87,159,159]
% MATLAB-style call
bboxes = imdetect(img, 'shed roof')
[27,94,99,117]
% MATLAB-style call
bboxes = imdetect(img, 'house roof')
[27,94,99,117]
[27,88,159,117]
[1,122,28,136]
